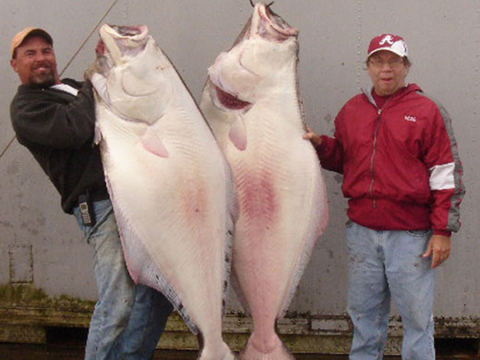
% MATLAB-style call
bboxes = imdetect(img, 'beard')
[28,63,57,88]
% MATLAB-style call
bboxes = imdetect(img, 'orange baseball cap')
[11,27,53,59]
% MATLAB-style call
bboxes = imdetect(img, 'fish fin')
[228,118,248,151]
[107,183,199,334]
[230,271,252,317]
[279,158,328,318]
[140,128,169,158]
[198,342,235,360]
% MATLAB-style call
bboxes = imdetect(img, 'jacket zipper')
[369,99,391,209]
[369,111,381,208]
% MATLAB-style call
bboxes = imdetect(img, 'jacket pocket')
[406,229,432,237]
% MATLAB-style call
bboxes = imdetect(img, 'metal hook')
[249,1,274,8]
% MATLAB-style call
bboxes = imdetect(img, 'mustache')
[32,61,53,70]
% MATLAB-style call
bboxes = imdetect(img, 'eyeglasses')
[368,58,405,69]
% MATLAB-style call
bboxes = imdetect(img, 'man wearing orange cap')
[10,27,172,360]
[304,34,465,358]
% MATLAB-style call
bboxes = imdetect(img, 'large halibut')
[200,4,329,359]
[91,24,235,360]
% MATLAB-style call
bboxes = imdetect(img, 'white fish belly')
[203,94,328,322]
[235,115,326,319]
[96,104,232,335]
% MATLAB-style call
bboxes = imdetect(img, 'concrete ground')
[1,327,478,360]
[0,343,395,360]
[1,342,479,360]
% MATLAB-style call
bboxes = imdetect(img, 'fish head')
[247,3,299,42]
[95,24,174,123]
[96,24,150,75]
[207,2,299,110]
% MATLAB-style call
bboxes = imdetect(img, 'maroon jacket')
[316,83,465,236]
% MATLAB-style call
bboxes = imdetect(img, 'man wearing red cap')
[10,27,172,360]
[304,34,465,358]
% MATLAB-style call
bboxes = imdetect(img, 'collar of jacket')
[361,83,422,108]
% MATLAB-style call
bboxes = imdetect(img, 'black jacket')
[10,79,108,214]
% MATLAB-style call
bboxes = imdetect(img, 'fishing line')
[0,0,120,161]
[60,0,120,76]
[0,136,16,161]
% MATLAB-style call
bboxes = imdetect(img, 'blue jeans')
[345,221,435,360]
[73,199,173,360]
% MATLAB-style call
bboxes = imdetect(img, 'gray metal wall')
[1,0,479,328]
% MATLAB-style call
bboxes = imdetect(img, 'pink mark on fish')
[237,170,279,237]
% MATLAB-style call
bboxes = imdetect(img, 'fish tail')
[237,334,295,360]
[198,341,236,360]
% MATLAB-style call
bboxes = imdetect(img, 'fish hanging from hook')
[249,0,275,8]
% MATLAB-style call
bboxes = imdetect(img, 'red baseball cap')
[367,34,408,59]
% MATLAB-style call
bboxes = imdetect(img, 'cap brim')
[11,28,53,58]
[367,47,406,59]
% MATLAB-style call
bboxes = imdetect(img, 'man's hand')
[303,126,322,147]
[84,62,100,81]
[422,234,451,269]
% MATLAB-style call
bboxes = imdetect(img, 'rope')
[60,0,121,76]
[0,136,16,160]
[0,0,120,160]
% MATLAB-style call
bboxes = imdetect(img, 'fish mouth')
[110,25,148,38]
[97,24,150,64]
[255,3,299,41]
[230,3,298,48]
[101,24,149,44]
